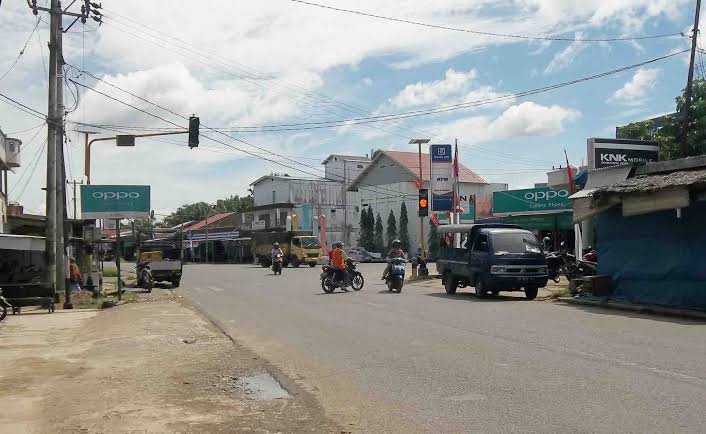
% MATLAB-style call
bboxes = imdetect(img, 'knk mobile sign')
[587,138,659,169]
[493,187,571,216]
[429,144,453,211]
[81,185,151,219]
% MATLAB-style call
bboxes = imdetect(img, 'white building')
[347,150,507,254]
[249,154,371,247]
[0,129,22,234]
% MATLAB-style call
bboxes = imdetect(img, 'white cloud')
[362,77,374,86]
[544,33,588,74]
[433,101,581,143]
[608,68,660,105]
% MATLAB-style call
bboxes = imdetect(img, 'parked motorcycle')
[385,257,406,293]
[0,289,12,322]
[272,253,284,275]
[136,261,154,293]
[545,252,564,283]
[320,259,364,293]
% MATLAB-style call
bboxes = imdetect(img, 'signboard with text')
[493,187,571,216]
[81,185,150,219]
[429,144,453,211]
[588,138,659,169]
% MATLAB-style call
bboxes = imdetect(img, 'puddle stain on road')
[236,373,291,400]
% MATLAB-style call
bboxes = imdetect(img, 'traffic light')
[188,115,199,148]
[418,188,429,217]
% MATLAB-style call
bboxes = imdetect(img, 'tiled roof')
[185,212,235,231]
[384,150,487,184]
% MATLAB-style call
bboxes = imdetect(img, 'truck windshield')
[491,232,541,255]
[299,237,321,249]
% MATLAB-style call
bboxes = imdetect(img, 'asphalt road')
[178,263,706,433]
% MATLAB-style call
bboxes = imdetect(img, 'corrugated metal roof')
[384,150,487,184]
[186,212,236,231]
[597,168,706,195]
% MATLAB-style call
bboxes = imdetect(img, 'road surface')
[178,263,706,433]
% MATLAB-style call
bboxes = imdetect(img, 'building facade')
[249,154,371,247]
[347,150,506,254]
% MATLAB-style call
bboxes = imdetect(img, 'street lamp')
[409,139,431,259]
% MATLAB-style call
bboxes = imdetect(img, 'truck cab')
[436,224,548,300]
[290,236,321,267]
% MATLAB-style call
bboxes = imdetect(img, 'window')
[280,211,288,225]
[272,190,276,203]
[473,234,489,252]
[292,238,301,247]
[491,232,541,255]
[357,164,364,169]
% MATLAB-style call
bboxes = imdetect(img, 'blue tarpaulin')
[595,201,706,311]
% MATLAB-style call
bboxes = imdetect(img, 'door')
[470,233,490,280]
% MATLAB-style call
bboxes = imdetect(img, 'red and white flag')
[564,149,575,194]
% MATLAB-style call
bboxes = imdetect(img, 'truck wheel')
[309,263,316,268]
[524,286,538,300]
[444,275,457,295]
[172,278,181,288]
[475,279,488,299]
[292,258,301,268]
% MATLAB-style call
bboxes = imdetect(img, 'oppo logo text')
[524,190,568,202]
[92,192,141,200]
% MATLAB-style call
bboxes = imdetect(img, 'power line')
[290,0,685,43]
[0,10,44,82]
[10,138,47,199]
[68,78,421,200]
[0,91,47,121]
[5,122,46,135]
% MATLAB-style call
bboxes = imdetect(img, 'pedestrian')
[69,257,82,293]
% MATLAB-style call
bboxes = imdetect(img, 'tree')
[428,219,440,260]
[358,207,374,251]
[386,209,397,249]
[163,195,255,227]
[617,79,706,160]
[399,201,410,253]
[373,212,384,254]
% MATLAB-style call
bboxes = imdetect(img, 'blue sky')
[0,0,698,214]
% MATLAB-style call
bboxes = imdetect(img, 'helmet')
[543,237,551,243]
[273,242,279,247]
[333,241,343,249]
[392,239,401,246]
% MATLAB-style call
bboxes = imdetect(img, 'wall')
[595,201,706,310]
[324,157,369,187]
[252,177,294,206]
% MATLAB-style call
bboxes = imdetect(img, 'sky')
[0,0,700,216]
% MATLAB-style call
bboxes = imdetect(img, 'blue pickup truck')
[436,224,548,300]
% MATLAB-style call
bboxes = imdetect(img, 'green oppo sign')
[493,187,571,216]
[81,185,150,219]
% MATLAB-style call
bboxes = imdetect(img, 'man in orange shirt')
[330,241,350,285]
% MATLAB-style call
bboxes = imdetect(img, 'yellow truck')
[251,231,321,268]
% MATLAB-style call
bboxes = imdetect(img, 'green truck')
[251,231,321,268]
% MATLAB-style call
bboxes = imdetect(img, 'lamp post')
[409,138,431,259]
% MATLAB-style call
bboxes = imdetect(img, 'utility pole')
[67,179,83,219]
[410,139,430,259]
[30,0,100,306]
[681,0,702,158]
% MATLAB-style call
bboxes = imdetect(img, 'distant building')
[0,129,22,234]
[249,154,371,247]
[347,150,505,253]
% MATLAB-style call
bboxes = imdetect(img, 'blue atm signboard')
[430,144,453,211]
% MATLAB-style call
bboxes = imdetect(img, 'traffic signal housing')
[418,188,429,217]
[188,116,200,148]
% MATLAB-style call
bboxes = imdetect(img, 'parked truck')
[251,230,321,268]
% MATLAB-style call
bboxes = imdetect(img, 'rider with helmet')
[542,236,552,252]
[271,242,284,263]
[330,241,350,284]
[382,239,406,280]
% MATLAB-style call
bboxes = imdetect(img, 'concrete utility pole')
[67,179,83,219]
[410,138,430,259]
[681,0,702,158]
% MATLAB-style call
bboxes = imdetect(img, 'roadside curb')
[558,297,706,321]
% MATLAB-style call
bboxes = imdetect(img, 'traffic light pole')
[84,131,188,184]
[418,142,426,259]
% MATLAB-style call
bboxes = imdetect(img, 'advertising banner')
[81,185,150,219]
[493,187,571,216]
[587,138,659,169]
[429,144,453,211]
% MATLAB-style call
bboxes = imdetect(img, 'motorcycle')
[272,253,284,275]
[385,257,406,293]
[136,261,154,293]
[320,259,364,293]
[0,289,11,322]
[545,251,564,283]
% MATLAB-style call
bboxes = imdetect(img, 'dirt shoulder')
[0,289,338,433]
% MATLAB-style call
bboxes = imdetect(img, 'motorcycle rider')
[271,242,284,267]
[382,239,406,281]
[330,241,350,285]
[542,236,552,252]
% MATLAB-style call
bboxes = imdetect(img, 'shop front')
[492,186,574,250]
